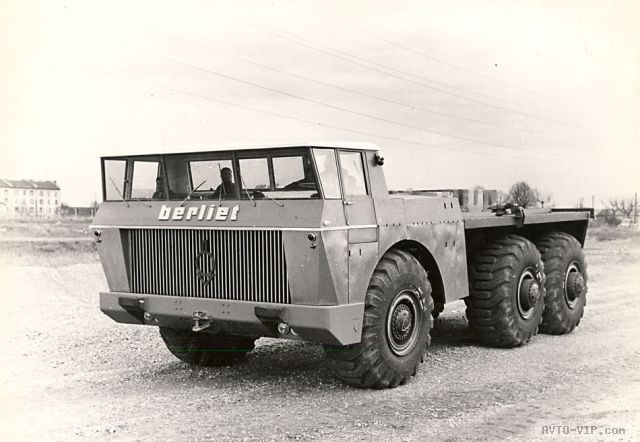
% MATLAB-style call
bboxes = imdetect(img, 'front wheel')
[323,249,433,389]
[159,328,256,366]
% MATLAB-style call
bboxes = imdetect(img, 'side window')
[104,160,127,201]
[339,151,367,196]
[312,149,341,199]
[131,161,160,199]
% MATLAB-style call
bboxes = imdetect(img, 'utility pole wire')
[155,31,553,137]
[249,22,581,128]
[140,49,574,159]
[308,8,571,110]
[89,66,566,161]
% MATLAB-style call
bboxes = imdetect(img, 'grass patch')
[0,239,98,267]
[588,224,640,242]
[0,218,93,239]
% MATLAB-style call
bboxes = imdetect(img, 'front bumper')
[100,292,364,345]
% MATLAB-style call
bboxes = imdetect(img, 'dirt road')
[1,236,638,441]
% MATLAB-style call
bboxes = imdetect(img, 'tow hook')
[192,311,212,332]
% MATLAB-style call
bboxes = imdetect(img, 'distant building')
[0,179,61,218]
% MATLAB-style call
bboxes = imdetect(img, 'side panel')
[359,196,470,304]
[319,229,349,305]
[96,227,130,292]
[348,242,379,304]
[283,230,320,305]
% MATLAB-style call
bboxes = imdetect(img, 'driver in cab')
[212,167,240,200]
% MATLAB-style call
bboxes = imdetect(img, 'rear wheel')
[534,232,587,334]
[159,327,256,366]
[323,249,433,389]
[466,234,546,347]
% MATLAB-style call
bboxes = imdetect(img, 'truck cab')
[94,144,397,342]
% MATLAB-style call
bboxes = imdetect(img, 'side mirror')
[374,153,385,166]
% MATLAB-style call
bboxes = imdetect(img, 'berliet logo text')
[158,204,240,221]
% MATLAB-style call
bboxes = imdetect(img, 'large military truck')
[92,143,590,389]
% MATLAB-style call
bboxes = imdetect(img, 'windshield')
[101,149,325,201]
[238,153,319,199]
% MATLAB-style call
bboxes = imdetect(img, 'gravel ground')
[0,234,639,441]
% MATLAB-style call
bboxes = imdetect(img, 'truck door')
[338,150,376,243]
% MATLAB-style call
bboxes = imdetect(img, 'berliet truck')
[93,143,590,389]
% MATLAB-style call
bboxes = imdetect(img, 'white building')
[0,179,61,218]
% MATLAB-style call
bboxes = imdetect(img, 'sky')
[0,0,638,207]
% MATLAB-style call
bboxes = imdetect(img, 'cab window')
[103,159,127,201]
[339,151,367,196]
[312,149,341,199]
[238,153,319,199]
[238,158,270,190]
[189,160,233,192]
[131,161,161,199]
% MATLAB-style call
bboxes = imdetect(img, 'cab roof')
[101,141,381,160]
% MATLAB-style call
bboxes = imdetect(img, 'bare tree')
[608,197,636,219]
[538,192,553,208]
[508,181,539,208]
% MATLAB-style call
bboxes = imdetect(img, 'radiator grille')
[127,229,290,303]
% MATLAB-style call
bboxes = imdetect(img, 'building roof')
[0,179,60,190]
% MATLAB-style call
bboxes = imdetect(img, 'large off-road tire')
[323,249,433,389]
[466,234,546,347]
[534,232,587,334]
[159,327,256,367]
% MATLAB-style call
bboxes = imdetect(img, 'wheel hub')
[520,279,541,311]
[391,304,413,343]
[565,262,584,308]
[517,269,540,320]
[386,290,422,357]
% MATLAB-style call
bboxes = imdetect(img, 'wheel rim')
[565,262,585,309]
[386,289,422,356]
[517,268,541,320]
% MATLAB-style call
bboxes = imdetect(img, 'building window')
[29,190,33,195]
[30,199,34,204]
[55,200,58,205]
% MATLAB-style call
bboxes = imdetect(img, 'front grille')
[127,229,290,303]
